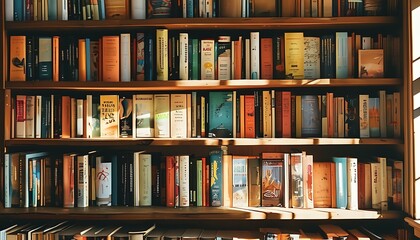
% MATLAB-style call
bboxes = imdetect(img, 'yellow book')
[156,29,168,81]
[101,36,120,82]
[100,95,119,138]
[284,32,304,79]
[9,36,26,81]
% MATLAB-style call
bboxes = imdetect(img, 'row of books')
[10,89,401,140]
[0,222,407,240]
[8,31,400,82]
[5,0,401,22]
[3,149,403,211]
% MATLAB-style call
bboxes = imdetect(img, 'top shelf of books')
[5,17,400,32]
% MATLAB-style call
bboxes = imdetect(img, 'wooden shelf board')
[5,17,398,31]
[5,138,402,147]
[0,207,265,221]
[6,79,401,91]
[405,217,420,238]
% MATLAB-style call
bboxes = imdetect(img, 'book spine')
[166,155,175,207]
[77,154,89,207]
[262,90,272,138]
[347,157,358,210]
[250,32,260,79]
[4,154,11,208]
[335,32,348,78]
[96,156,112,206]
[25,96,35,138]
[139,153,152,206]
[179,33,189,80]
[359,94,370,138]
[15,95,26,138]
[156,29,169,80]
[291,153,304,208]
[333,156,348,209]
[196,158,203,206]
[9,36,26,81]
[209,149,223,206]
[120,33,131,82]
[285,32,305,79]
[232,156,248,207]
[179,155,190,207]
[133,94,154,138]
[370,162,381,210]
[260,37,273,79]
[154,94,170,138]
[131,0,146,19]
[217,36,231,80]
[201,39,215,80]
[378,157,388,211]
[303,154,314,208]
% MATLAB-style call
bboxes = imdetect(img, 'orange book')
[166,155,175,207]
[326,92,334,138]
[61,96,71,138]
[101,36,120,82]
[244,95,255,138]
[104,0,129,19]
[222,154,233,207]
[78,39,87,82]
[282,91,292,138]
[313,162,334,208]
[63,153,76,208]
[52,36,60,82]
[234,37,242,79]
[9,35,26,81]
[260,38,273,79]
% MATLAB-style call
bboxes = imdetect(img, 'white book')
[271,90,276,138]
[133,151,141,206]
[96,156,112,206]
[370,162,381,210]
[15,95,26,138]
[170,93,188,138]
[35,95,42,138]
[156,29,169,81]
[303,154,314,208]
[347,157,358,210]
[85,95,93,138]
[26,96,35,138]
[217,36,231,80]
[199,0,206,17]
[133,94,154,138]
[179,33,189,80]
[179,155,190,207]
[154,94,170,137]
[362,36,371,49]
[250,32,260,79]
[77,154,89,207]
[359,94,369,138]
[77,98,84,137]
[6,0,13,21]
[182,0,187,17]
[245,38,250,79]
[131,0,146,19]
[120,33,131,82]
[377,157,388,211]
[201,39,215,80]
[139,152,152,206]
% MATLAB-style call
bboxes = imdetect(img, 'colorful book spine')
[179,155,190,207]
[217,36,231,80]
[100,95,119,138]
[201,39,215,80]
[209,149,223,206]
[9,36,26,81]
[284,32,304,79]
[133,94,154,138]
[291,152,304,208]
[208,91,233,138]
[232,156,248,207]
[347,157,358,210]
[333,156,348,209]
[156,29,169,80]
[359,94,370,138]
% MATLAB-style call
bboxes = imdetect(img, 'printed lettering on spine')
[100,95,119,138]
[9,36,26,81]
[209,149,223,207]
[208,91,233,138]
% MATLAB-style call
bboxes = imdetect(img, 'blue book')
[4,153,11,208]
[48,0,58,20]
[209,149,223,207]
[335,32,348,78]
[208,91,233,138]
[187,0,194,17]
[145,33,154,81]
[332,156,348,209]
[98,0,106,20]
[301,95,321,137]
[85,38,91,81]
[13,0,23,21]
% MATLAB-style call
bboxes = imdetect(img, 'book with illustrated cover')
[303,36,320,79]
[261,152,286,207]
[209,149,223,207]
[232,156,248,207]
[358,49,384,78]
[133,94,154,138]
[9,36,26,81]
[100,95,119,138]
[147,0,172,18]
[119,96,133,138]
[208,91,233,138]
[104,0,129,19]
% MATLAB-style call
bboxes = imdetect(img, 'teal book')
[38,37,52,81]
[332,156,348,209]
[85,38,91,81]
[335,32,348,78]
[208,91,233,138]
[301,95,321,137]
[209,149,223,207]
[191,38,199,80]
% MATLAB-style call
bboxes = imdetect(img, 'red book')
[260,38,273,79]
[234,37,242,79]
[282,91,292,138]
[202,157,207,207]
[244,95,255,138]
[275,91,282,138]
[326,92,334,138]
[166,155,175,207]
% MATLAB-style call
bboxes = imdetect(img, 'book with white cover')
[179,155,190,207]
[77,154,89,207]
[201,39,215,80]
[179,33,189,80]
[120,33,131,82]
[170,94,187,138]
[156,29,168,80]
[131,0,146,19]
[250,32,260,79]
[133,94,154,138]
[347,157,358,210]
[154,94,170,138]
[96,155,112,206]
[139,152,152,206]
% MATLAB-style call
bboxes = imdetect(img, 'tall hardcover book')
[139,152,152,206]
[77,154,89,207]
[303,36,320,79]
[359,94,370,138]
[208,91,233,138]
[347,157,358,210]
[332,156,348,209]
[147,0,172,18]
[120,33,131,82]
[154,94,170,138]
[119,96,133,137]
[250,32,260,79]
[179,33,189,80]
[95,155,112,206]
[179,155,190,207]
[274,36,286,79]
[133,94,154,138]
[260,38,273,79]
[39,37,53,80]
[131,0,146,19]
[284,32,304,79]
[313,162,335,208]
[301,95,321,137]
[156,29,169,80]
[166,155,175,207]
[9,36,26,81]
[101,36,120,82]
[209,149,223,206]
[136,33,145,81]
[100,95,119,138]
[170,94,188,138]
[335,32,348,78]
[104,0,129,19]
[217,36,231,80]
[15,95,27,138]
[201,39,215,80]
[232,156,248,207]
[290,152,304,208]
